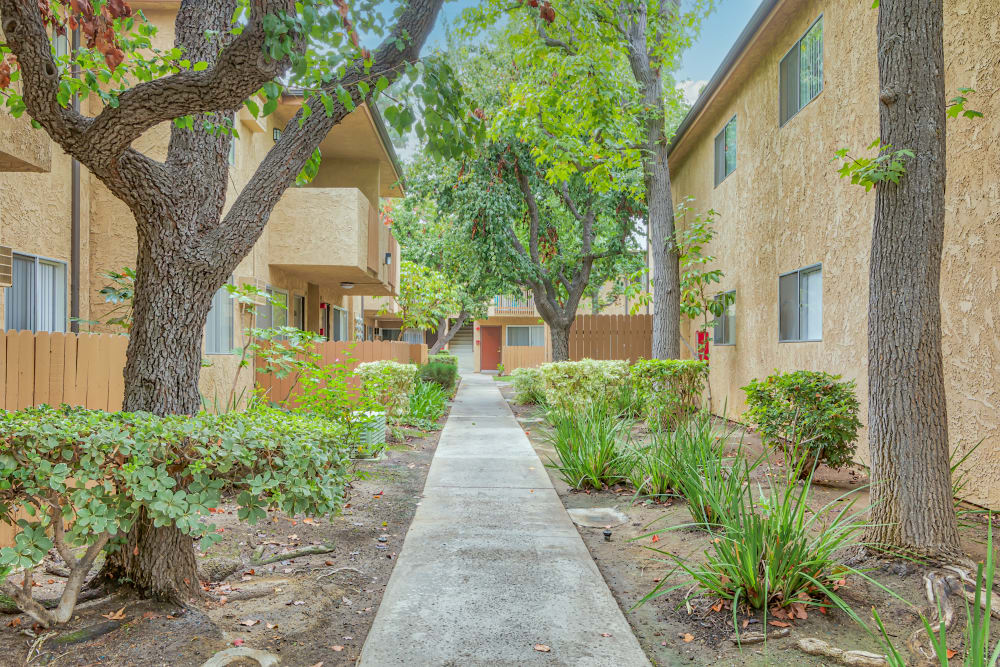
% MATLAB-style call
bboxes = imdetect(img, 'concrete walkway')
[359,374,650,666]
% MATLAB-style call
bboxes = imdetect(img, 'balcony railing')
[492,293,535,316]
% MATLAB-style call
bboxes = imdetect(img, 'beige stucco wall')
[0,112,51,172]
[668,0,1000,507]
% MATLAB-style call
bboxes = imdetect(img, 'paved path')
[359,374,650,666]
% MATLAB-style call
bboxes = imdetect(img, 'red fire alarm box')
[697,331,710,361]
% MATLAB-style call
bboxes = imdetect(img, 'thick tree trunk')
[550,324,570,362]
[864,0,960,558]
[429,311,469,355]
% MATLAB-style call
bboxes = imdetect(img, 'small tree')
[387,260,463,338]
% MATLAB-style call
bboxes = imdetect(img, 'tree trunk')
[864,0,960,558]
[550,324,570,362]
[429,311,469,355]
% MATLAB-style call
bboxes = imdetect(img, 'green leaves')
[947,87,984,120]
[833,139,915,192]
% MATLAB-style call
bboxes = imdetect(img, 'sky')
[423,0,763,104]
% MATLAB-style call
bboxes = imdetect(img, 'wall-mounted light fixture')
[339,282,355,289]
[273,128,282,142]
[384,252,392,266]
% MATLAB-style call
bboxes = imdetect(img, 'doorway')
[480,326,501,371]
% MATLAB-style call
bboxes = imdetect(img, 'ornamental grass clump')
[543,400,631,490]
[540,359,630,411]
[417,360,458,392]
[356,360,419,418]
[0,405,352,628]
[642,452,870,633]
[742,370,862,470]
[409,379,448,421]
[510,367,546,405]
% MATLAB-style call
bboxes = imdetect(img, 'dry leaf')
[142,611,159,620]
[681,633,694,643]
[331,645,344,652]
[239,619,261,627]
[102,607,126,621]
[651,535,660,543]
[267,623,278,630]
[293,600,305,606]
[710,600,723,613]
[233,639,244,647]
[600,633,612,638]
[534,644,551,652]
[309,663,323,667]
[768,620,791,628]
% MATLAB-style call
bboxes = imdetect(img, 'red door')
[480,326,501,371]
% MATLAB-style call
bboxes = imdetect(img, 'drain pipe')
[69,28,81,333]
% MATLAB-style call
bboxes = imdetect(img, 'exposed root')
[729,627,790,644]
[250,542,336,566]
[906,568,965,665]
[795,637,890,667]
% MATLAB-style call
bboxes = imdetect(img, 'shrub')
[510,367,546,405]
[356,360,418,418]
[428,353,458,366]
[642,453,868,630]
[0,405,351,627]
[418,361,458,392]
[539,359,630,411]
[742,370,862,470]
[409,380,448,422]
[543,401,631,490]
[630,359,708,428]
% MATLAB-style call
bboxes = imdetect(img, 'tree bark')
[864,0,960,558]
[622,1,680,360]
[429,311,469,355]
[549,324,571,362]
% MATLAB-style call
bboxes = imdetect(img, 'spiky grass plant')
[543,400,631,490]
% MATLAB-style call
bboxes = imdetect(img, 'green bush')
[0,405,351,627]
[630,359,708,428]
[418,361,458,392]
[539,359,630,411]
[510,367,546,405]
[409,380,448,421]
[742,370,862,470]
[428,353,458,366]
[356,360,418,418]
[543,401,631,490]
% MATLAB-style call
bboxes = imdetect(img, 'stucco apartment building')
[669,0,1000,506]
[0,1,401,403]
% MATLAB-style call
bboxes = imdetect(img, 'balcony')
[268,187,399,296]
[0,112,50,172]
[489,293,538,317]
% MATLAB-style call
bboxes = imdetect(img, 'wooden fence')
[0,330,128,411]
[255,340,428,404]
[502,345,548,372]
[568,314,652,362]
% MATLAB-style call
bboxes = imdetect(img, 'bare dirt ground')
[0,413,447,667]
[498,381,998,667]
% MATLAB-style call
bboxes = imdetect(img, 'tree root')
[729,627,790,644]
[250,543,336,566]
[795,638,890,667]
[906,568,963,664]
[0,587,105,614]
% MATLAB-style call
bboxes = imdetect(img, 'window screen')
[205,287,234,354]
[402,329,424,344]
[713,116,737,186]
[780,17,823,125]
[779,266,822,341]
[4,253,66,332]
[506,325,545,347]
[332,307,348,342]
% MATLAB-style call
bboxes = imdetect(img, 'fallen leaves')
[650,534,660,543]
[680,633,694,643]
[767,620,791,628]
[101,607,126,621]
[331,645,344,652]
[238,619,261,627]
[533,644,551,652]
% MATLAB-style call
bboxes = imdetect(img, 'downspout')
[69,28,81,333]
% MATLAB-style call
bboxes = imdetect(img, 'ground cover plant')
[742,370,862,471]
[0,405,351,628]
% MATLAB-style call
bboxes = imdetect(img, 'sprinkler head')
[603,529,612,542]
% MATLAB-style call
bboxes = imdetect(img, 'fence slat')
[0,333,6,410]
[33,332,50,406]
[48,333,65,406]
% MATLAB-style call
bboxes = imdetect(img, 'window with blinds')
[713,116,737,187]
[205,286,234,354]
[3,253,67,332]
[778,265,822,342]
[506,325,545,347]
[713,290,736,345]
[779,16,823,126]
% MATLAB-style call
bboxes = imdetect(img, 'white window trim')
[778,264,822,343]
[4,252,68,333]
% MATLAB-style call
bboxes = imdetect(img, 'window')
[401,329,425,344]
[714,116,737,186]
[293,294,305,330]
[506,325,545,347]
[332,306,348,342]
[258,286,287,330]
[713,290,736,345]
[205,286,234,354]
[379,328,402,341]
[4,253,67,332]
[778,265,822,342]
[779,16,823,126]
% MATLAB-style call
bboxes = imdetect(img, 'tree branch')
[514,165,543,267]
